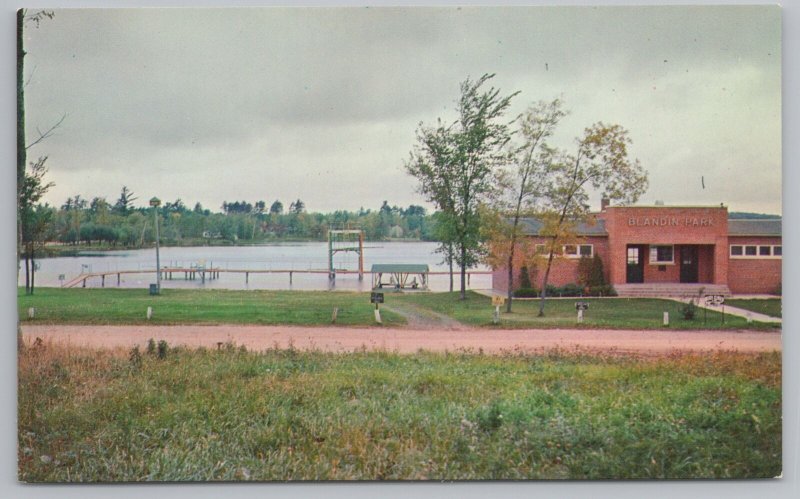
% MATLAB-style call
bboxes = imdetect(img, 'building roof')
[517,218,608,236]
[727,219,782,236]
[370,264,429,273]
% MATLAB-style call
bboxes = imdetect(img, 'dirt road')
[21,324,781,356]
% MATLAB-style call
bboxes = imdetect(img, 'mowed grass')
[390,291,777,330]
[726,299,782,318]
[18,288,778,330]
[18,342,781,481]
[18,287,403,327]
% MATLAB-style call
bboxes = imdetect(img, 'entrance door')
[626,245,645,283]
[680,246,698,283]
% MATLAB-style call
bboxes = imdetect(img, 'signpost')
[575,301,589,323]
[371,292,384,324]
[703,294,726,324]
[491,295,505,324]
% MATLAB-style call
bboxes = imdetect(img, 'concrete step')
[615,283,731,298]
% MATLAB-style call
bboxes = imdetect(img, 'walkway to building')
[478,289,781,325]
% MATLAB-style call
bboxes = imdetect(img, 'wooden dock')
[61,268,492,288]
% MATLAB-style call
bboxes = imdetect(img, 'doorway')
[680,246,699,283]
[626,245,645,283]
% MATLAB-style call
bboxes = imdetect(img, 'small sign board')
[491,295,506,306]
[370,292,385,304]
[575,301,589,311]
[704,295,725,306]
[58,274,65,282]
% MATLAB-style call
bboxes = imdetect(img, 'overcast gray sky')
[22,5,781,214]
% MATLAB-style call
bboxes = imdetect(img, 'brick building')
[492,204,782,297]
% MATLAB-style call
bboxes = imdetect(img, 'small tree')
[406,74,518,300]
[486,99,565,312]
[19,156,55,294]
[537,123,648,316]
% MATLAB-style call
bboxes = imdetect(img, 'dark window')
[564,245,577,256]
[745,246,757,256]
[774,246,782,256]
[650,245,673,263]
[579,245,593,257]
[730,245,743,256]
[759,246,771,256]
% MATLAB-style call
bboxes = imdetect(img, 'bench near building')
[492,203,781,297]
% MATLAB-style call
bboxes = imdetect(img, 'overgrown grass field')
[391,291,777,330]
[19,342,781,481]
[17,287,404,327]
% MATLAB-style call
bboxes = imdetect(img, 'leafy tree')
[19,156,54,294]
[270,200,283,214]
[406,74,518,299]
[113,186,137,215]
[537,123,648,316]
[289,199,305,214]
[486,99,565,312]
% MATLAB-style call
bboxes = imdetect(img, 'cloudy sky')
[22,4,781,214]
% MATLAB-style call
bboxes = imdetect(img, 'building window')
[730,244,782,259]
[535,243,594,258]
[649,245,674,264]
[563,244,593,259]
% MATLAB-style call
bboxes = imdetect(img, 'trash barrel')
[149,284,159,295]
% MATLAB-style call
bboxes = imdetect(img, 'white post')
[663,311,669,326]
[147,306,153,320]
[493,305,500,324]
[577,308,584,323]
[374,309,382,324]
[27,307,34,319]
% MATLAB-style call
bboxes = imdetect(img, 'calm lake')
[21,242,491,292]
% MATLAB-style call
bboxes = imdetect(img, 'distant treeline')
[39,188,436,247]
[728,212,782,220]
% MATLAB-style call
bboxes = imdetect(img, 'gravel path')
[22,324,781,356]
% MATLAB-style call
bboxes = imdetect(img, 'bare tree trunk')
[448,246,454,292]
[17,11,25,267]
[31,248,36,295]
[537,240,557,317]
[506,249,515,313]
[460,245,467,300]
[24,249,30,295]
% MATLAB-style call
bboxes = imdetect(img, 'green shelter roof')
[371,264,429,273]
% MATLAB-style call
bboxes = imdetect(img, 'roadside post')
[491,295,505,324]
[704,295,726,324]
[149,197,162,294]
[371,292,384,324]
[575,301,589,323]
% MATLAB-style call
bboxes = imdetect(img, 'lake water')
[21,242,491,292]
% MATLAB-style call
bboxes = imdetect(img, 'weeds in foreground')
[18,342,781,481]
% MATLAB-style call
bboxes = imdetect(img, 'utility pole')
[150,197,161,294]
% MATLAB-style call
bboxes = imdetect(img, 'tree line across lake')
[32,188,436,250]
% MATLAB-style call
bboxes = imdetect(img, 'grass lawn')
[18,287,404,327]
[726,299,782,318]
[18,343,781,481]
[390,291,777,330]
